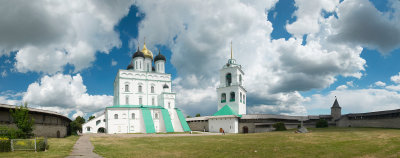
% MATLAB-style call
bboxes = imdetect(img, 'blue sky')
[1,0,400,119]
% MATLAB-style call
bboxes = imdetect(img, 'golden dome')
[141,43,153,59]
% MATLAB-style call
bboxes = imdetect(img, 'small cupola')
[132,46,145,59]
[154,50,166,62]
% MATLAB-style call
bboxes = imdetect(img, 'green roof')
[107,105,164,109]
[213,105,241,117]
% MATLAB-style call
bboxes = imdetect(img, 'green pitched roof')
[213,105,241,117]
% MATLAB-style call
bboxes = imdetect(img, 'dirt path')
[65,135,102,158]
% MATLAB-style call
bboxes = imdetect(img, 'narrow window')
[148,63,150,72]
[135,61,137,69]
[168,102,171,108]
[126,96,129,105]
[114,114,118,119]
[221,93,226,103]
[138,85,142,93]
[243,94,246,104]
[155,113,159,119]
[131,113,135,119]
[151,86,154,93]
[140,61,141,69]
[125,84,129,92]
[152,97,155,105]
[240,92,242,103]
[139,97,143,105]
[239,75,242,86]
[230,92,235,102]
[226,73,232,86]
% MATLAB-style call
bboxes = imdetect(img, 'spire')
[230,41,233,59]
[332,96,341,108]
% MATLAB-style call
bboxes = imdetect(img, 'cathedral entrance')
[243,126,248,133]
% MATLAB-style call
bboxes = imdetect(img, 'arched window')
[131,113,135,119]
[139,97,143,105]
[148,63,150,72]
[155,113,159,119]
[226,73,232,86]
[114,114,118,119]
[125,84,129,92]
[152,97,155,105]
[125,96,129,105]
[230,92,235,102]
[239,75,242,86]
[240,92,242,103]
[135,61,137,69]
[243,94,246,104]
[138,85,142,93]
[151,86,154,93]
[168,102,171,108]
[221,93,226,103]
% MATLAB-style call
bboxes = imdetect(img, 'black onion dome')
[163,84,169,89]
[132,47,145,59]
[154,50,166,62]
[127,63,134,70]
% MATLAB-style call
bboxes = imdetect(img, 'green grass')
[91,128,400,158]
[0,136,79,158]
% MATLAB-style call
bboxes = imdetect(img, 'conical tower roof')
[332,97,341,108]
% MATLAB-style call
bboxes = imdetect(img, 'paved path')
[65,135,102,158]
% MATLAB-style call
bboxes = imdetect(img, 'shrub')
[0,137,11,152]
[273,122,287,131]
[36,137,49,151]
[316,119,328,128]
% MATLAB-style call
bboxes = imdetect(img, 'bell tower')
[216,42,247,115]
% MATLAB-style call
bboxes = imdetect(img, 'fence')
[10,137,48,152]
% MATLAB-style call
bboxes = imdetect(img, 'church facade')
[83,43,191,134]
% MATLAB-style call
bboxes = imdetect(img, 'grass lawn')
[91,128,400,158]
[0,135,79,158]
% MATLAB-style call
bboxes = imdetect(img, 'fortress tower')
[331,97,342,120]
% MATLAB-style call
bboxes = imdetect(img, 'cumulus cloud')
[132,0,370,115]
[23,73,112,116]
[391,72,400,84]
[305,88,400,114]
[328,0,400,53]
[0,0,135,73]
[286,0,339,37]
[375,81,386,87]
[336,85,348,90]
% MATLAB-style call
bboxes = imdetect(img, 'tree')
[273,122,287,131]
[195,113,201,117]
[186,115,192,118]
[316,119,328,128]
[9,103,34,138]
[88,116,95,121]
[70,116,86,135]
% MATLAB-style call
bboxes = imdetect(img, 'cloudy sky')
[1,0,400,119]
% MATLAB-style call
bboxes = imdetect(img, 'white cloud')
[23,73,113,117]
[0,0,135,73]
[1,70,6,78]
[328,0,400,53]
[375,81,386,87]
[305,88,400,114]
[336,85,348,90]
[286,0,339,37]
[72,110,85,119]
[391,72,400,84]
[111,59,118,66]
[132,0,369,115]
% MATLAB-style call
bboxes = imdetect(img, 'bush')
[36,137,49,151]
[316,119,328,128]
[0,137,11,152]
[273,122,287,131]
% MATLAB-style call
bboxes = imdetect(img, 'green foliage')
[9,103,34,138]
[186,116,192,118]
[36,137,49,151]
[195,113,201,117]
[273,122,287,131]
[88,116,95,121]
[70,116,86,135]
[0,137,11,152]
[316,119,328,128]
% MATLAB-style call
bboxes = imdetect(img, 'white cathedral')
[82,43,191,134]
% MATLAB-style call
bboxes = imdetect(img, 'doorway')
[56,130,60,138]
[243,126,248,133]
